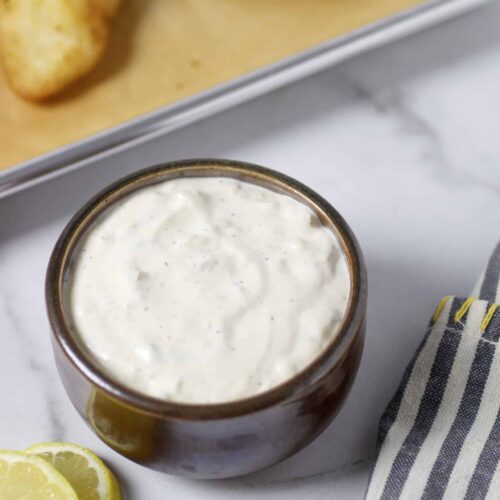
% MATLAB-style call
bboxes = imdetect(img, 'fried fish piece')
[0,0,120,101]
[89,0,122,19]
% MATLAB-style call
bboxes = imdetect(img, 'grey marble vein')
[0,292,66,441]
[338,71,500,198]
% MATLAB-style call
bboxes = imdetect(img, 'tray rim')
[0,0,487,199]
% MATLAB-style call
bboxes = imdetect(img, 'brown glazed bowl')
[46,159,367,479]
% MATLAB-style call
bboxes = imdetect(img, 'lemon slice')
[0,450,78,499]
[26,442,121,500]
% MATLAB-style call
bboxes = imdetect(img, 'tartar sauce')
[66,177,349,403]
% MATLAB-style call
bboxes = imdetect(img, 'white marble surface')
[1,3,500,498]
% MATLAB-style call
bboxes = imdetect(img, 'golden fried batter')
[90,0,122,18]
[0,0,120,101]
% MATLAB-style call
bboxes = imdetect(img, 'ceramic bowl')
[46,159,367,479]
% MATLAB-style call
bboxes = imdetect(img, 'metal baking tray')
[0,0,485,198]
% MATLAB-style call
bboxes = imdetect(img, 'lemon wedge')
[26,442,121,500]
[0,450,78,499]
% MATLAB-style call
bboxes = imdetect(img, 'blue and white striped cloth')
[367,243,500,499]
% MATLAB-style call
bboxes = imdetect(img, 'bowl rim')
[46,159,367,420]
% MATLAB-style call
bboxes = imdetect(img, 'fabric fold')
[367,243,500,500]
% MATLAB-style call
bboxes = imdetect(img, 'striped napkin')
[366,243,500,500]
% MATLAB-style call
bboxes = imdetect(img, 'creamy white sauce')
[66,177,349,404]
